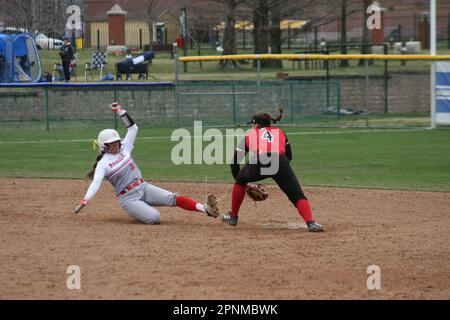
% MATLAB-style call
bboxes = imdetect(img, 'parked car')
[35,33,63,50]
[1,27,29,34]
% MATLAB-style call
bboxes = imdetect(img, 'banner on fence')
[436,62,450,124]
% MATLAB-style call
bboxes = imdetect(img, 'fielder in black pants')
[221,109,324,232]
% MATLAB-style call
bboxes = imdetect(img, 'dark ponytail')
[269,107,283,123]
[258,108,283,127]
[85,151,105,180]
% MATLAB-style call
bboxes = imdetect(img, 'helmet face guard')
[97,129,121,152]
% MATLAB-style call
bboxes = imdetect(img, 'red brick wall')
[108,14,125,45]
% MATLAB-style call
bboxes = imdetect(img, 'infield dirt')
[1,178,449,299]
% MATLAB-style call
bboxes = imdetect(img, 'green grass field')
[5,42,450,191]
[1,126,449,192]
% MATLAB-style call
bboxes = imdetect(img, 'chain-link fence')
[0,78,435,131]
[0,81,342,131]
[0,83,175,131]
[176,80,341,127]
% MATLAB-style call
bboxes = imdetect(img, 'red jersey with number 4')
[245,126,286,155]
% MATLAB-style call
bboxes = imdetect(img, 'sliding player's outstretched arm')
[75,165,106,213]
[109,102,138,154]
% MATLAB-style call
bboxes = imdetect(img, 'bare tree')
[186,0,223,69]
[251,0,271,67]
[135,0,166,51]
[340,0,349,67]
[188,27,204,69]
[0,0,37,32]
[178,0,221,69]
[246,0,340,68]
[278,0,339,47]
[339,0,360,67]
[220,0,241,67]
[268,0,282,68]
[203,0,341,70]
[359,0,373,65]
[144,0,158,51]
[0,0,83,38]
[182,0,262,69]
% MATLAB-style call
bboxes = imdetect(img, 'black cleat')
[220,213,238,226]
[307,221,324,232]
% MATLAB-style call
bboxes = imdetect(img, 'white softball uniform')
[83,124,177,224]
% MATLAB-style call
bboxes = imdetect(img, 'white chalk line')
[0,128,429,145]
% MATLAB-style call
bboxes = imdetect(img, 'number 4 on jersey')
[262,130,274,142]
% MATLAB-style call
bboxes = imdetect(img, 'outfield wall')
[0,75,431,129]
[0,83,176,129]
[342,73,429,114]
[288,73,430,114]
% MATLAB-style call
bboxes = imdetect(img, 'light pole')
[430,0,436,128]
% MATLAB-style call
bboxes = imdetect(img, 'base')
[260,222,307,230]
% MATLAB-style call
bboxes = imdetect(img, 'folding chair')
[84,51,108,81]
[52,52,78,81]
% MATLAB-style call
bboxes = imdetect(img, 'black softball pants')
[62,60,71,81]
[235,154,306,206]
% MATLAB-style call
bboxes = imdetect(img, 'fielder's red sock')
[176,196,201,212]
[231,184,246,217]
[296,199,313,223]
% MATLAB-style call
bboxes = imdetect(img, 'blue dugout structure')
[0,33,42,83]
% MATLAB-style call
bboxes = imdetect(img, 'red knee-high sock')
[176,196,201,212]
[296,199,313,223]
[231,184,246,217]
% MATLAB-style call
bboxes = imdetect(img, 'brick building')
[83,0,183,49]
[319,0,450,43]
[81,0,450,50]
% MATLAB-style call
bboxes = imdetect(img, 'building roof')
[106,4,127,16]
[215,20,308,31]
[156,9,179,22]
[84,0,183,21]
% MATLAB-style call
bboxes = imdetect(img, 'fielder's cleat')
[221,213,238,226]
[205,193,219,218]
[307,220,324,232]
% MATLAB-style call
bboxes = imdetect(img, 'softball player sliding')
[74,102,219,224]
[221,109,324,232]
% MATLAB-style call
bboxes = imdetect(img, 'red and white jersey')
[83,124,142,200]
[243,126,287,155]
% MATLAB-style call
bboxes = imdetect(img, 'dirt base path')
[1,178,449,299]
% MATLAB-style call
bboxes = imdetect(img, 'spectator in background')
[125,48,132,59]
[59,36,74,82]
[44,71,52,82]
[320,38,327,51]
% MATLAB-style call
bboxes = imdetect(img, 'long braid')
[270,108,284,123]
[85,151,105,180]
[261,108,284,126]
